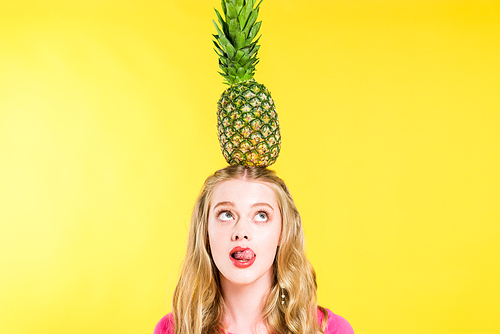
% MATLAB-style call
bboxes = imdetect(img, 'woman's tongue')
[232,249,254,261]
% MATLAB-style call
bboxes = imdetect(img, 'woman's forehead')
[210,179,278,207]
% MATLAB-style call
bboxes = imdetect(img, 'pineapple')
[213,0,281,167]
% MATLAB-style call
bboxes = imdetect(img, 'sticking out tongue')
[232,249,255,261]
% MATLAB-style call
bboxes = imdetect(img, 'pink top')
[154,308,354,334]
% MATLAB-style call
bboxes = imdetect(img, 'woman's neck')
[220,272,272,334]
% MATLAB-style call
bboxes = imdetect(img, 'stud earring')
[280,283,286,305]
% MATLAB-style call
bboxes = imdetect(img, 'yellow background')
[1,0,499,333]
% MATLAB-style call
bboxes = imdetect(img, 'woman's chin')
[219,267,273,287]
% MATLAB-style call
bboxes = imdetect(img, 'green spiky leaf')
[234,0,244,13]
[237,67,246,77]
[247,21,261,42]
[239,1,253,28]
[221,0,227,18]
[235,31,246,49]
[228,67,237,76]
[219,36,236,58]
[213,40,225,54]
[213,0,266,84]
[212,20,225,39]
[226,2,238,19]
[234,50,245,62]
[243,8,258,36]
[228,18,239,38]
[214,9,227,35]
[238,54,250,65]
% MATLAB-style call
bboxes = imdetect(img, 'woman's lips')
[229,246,256,268]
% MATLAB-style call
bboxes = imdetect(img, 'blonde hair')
[172,165,327,334]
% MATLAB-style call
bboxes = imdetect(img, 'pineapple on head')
[213,0,281,167]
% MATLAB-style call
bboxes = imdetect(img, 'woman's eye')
[254,212,268,222]
[218,211,234,221]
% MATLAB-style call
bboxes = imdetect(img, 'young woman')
[154,165,354,334]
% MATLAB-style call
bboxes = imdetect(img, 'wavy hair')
[172,165,327,334]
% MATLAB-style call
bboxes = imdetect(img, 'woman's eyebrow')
[251,202,274,210]
[213,201,234,210]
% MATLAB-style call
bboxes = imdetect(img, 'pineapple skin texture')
[217,79,281,167]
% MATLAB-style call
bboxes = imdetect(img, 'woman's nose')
[231,219,250,241]
[232,231,249,241]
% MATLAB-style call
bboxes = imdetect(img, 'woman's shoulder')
[153,313,174,334]
[317,307,355,334]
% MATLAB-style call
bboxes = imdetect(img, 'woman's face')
[208,178,282,287]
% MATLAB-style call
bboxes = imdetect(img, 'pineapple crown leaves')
[213,0,263,85]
